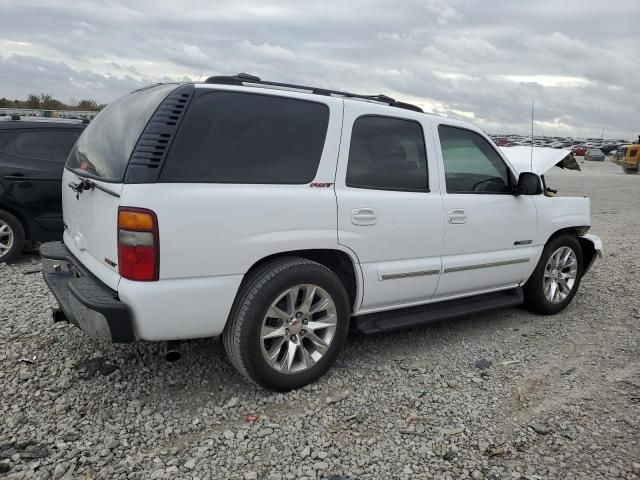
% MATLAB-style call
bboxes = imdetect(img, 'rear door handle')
[352,207,377,226]
[448,208,467,224]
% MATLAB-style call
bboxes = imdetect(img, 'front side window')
[346,116,428,192]
[438,125,511,194]
[160,91,329,184]
[5,129,81,162]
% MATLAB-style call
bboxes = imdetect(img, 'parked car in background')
[571,145,587,156]
[0,117,86,262]
[40,74,601,390]
[585,148,605,161]
[600,144,618,154]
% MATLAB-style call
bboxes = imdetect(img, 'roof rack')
[204,73,423,113]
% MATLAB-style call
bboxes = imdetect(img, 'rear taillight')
[118,207,159,281]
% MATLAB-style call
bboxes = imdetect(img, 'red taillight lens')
[118,208,159,281]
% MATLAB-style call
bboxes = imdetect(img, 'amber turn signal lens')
[118,211,154,231]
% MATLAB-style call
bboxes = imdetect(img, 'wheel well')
[547,227,593,271]
[0,205,30,240]
[244,250,359,311]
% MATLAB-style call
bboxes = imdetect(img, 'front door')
[335,103,444,313]
[433,123,539,298]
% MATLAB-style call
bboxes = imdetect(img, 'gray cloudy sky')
[1,0,638,138]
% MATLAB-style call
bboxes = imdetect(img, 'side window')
[160,91,329,184]
[5,130,81,162]
[346,116,428,192]
[0,131,12,149]
[438,125,511,194]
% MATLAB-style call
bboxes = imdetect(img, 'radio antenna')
[530,99,535,172]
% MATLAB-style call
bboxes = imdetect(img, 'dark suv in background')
[0,116,86,262]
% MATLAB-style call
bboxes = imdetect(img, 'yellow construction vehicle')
[613,136,640,174]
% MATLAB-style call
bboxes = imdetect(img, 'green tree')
[77,99,99,111]
[26,94,41,108]
[0,98,10,108]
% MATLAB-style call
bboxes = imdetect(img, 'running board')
[353,288,524,334]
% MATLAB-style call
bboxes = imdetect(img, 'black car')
[0,117,86,262]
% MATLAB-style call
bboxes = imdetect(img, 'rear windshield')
[159,91,329,184]
[66,84,177,182]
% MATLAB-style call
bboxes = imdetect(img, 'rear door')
[335,103,444,313]
[433,123,538,298]
[63,83,178,289]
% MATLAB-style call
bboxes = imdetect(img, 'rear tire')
[524,234,583,315]
[0,209,25,263]
[223,257,350,391]
[623,167,638,174]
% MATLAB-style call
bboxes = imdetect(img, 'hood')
[500,146,580,175]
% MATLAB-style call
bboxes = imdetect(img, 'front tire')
[524,234,583,315]
[223,257,350,391]
[0,209,25,263]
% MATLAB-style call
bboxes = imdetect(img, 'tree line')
[0,93,105,111]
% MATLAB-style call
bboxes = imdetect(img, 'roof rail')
[204,73,423,113]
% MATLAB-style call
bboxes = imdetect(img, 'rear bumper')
[40,241,134,343]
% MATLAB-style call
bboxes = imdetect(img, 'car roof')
[193,81,468,128]
[0,117,87,130]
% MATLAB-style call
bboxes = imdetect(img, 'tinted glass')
[346,116,428,192]
[0,131,11,149]
[160,91,329,184]
[4,130,81,162]
[66,83,177,181]
[438,125,510,194]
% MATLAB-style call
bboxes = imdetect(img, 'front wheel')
[524,234,583,315]
[223,257,350,391]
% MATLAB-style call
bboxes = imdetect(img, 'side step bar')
[352,288,524,334]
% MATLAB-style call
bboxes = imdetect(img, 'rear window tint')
[160,91,329,184]
[4,129,81,162]
[0,131,11,149]
[66,84,177,182]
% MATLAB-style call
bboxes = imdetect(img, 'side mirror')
[514,172,542,195]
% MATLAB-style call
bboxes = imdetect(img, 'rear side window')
[346,116,428,192]
[4,130,81,162]
[438,125,511,194]
[0,131,11,149]
[630,149,638,157]
[66,84,178,181]
[160,91,329,184]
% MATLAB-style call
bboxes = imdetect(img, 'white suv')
[41,74,602,390]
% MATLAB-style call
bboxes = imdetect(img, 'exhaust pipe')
[165,341,181,363]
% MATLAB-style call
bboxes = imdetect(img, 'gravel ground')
[1,159,639,480]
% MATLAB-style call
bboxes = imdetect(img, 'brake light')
[118,207,159,281]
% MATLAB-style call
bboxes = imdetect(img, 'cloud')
[0,0,637,138]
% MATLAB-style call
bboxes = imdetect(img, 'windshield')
[65,84,177,182]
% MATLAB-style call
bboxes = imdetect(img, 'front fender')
[579,233,603,274]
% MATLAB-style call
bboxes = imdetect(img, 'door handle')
[448,208,467,224]
[4,173,27,181]
[352,207,377,226]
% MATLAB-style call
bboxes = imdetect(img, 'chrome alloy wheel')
[260,284,337,374]
[543,246,578,304]
[0,220,14,259]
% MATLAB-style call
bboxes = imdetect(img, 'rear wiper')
[68,178,121,199]
[68,179,95,199]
